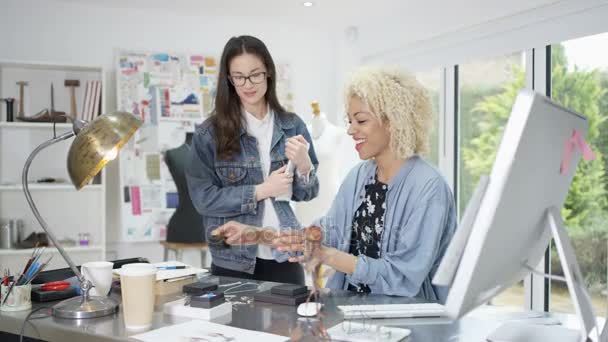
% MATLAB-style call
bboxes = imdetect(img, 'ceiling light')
[302,1,314,7]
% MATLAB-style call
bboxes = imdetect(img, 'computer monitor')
[433,90,597,341]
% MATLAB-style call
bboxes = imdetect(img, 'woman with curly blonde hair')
[219,66,457,301]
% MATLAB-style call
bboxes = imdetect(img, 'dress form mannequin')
[295,101,360,225]
[165,132,205,242]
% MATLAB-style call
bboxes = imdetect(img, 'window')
[458,51,526,309]
[415,69,441,166]
[549,33,608,316]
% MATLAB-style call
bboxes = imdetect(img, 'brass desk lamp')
[22,112,142,318]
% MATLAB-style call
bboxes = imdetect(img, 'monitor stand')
[602,316,608,342]
[487,206,598,342]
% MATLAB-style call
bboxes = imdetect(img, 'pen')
[2,269,8,286]
[1,273,20,306]
[25,255,54,285]
[156,266,187,270]
[21,261,40,285]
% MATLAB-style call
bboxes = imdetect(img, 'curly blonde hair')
[344,66,432,159]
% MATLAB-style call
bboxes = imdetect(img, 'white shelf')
[0,60,102,72]
[0,184,103,191]
[0,122,73,129]
[0,245,103,256]
[0,59,107,263]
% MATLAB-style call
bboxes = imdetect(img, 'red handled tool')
[40,281,70,292]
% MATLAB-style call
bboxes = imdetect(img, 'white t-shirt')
[243,109,279,260]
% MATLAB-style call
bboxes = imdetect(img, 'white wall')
[327,0,608,88]
[0,0,338,122]
[0,0,339,264]
[355,0,608,69]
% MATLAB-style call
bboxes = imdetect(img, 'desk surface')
[0,275,584,342]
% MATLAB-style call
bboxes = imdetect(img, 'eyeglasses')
[228,71,267,87]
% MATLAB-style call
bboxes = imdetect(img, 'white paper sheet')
[113,261,208,281]
[153,261,208,281]
[131,320,289,342]
[140,184,164,210]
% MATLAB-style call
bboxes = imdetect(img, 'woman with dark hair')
[186,35,319,284]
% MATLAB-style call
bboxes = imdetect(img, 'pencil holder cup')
[1,283,32,311]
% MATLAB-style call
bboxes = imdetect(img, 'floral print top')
[347,173,388,293]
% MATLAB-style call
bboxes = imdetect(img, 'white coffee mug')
[82,261,113,297]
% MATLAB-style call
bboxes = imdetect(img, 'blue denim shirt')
[315,156,457,302]
[186,111,319,274]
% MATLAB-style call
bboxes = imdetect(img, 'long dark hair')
[212,35,286,159]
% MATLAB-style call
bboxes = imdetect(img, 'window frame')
[431,46,553,312]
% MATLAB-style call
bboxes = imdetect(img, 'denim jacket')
[186,110,319,274]
[315,156,457,302]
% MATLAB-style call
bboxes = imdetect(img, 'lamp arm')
[21,130,86,284]
[55,114,87,135]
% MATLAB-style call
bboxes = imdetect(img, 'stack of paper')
[163,297,232,321]
[153,261,208,281]
[81,80,101,121]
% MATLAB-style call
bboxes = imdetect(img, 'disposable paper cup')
[118,265,157,330]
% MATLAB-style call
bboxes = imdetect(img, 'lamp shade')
[67,112,142,190]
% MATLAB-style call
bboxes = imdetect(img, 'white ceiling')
[55,0,563,35]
